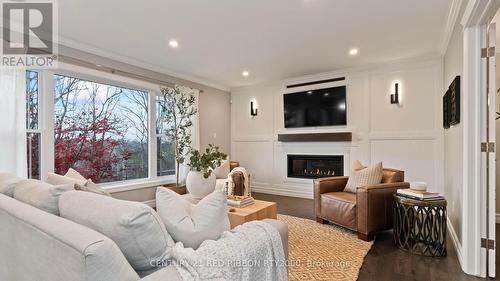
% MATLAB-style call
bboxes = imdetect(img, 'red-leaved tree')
[53,75,143,183]
[54,116,133,182]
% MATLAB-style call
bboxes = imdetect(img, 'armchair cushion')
[344,162,383,193]
[314,176,348,218]
[320,192,357,230]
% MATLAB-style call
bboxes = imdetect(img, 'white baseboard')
[447,216,464,270]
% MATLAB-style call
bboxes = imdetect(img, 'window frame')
[35,62,176,190]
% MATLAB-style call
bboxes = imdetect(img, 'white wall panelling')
[231,59,444,199]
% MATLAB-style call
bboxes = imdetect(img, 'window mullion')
[148,91,157,179]
[40,70,55,178]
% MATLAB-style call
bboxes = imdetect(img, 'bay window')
[23,66,188,187]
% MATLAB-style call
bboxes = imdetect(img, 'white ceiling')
[58,0,453,89]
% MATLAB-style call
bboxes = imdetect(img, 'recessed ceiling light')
[349,48,358,56]
[169,39,179,48]
[242,70,249,77]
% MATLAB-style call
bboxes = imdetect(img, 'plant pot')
[186,171,216,199]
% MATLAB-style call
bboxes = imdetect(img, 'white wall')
[231,58,444,199]
[199,90,231,153]
[443,1,466,246]
[497,54,500,216]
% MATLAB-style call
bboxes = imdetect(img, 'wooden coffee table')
[228,200,277,229]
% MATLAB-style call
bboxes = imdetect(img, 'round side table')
[393,194,447,257]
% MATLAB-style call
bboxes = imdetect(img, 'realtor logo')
[1,1,57,68]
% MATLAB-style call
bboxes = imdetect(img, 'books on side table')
[227,196,255,208]
[396,188,444,201]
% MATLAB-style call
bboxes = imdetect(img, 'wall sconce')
[250,101,258,116]
[390,83,399,104]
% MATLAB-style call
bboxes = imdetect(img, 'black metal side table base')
[393,195,447,257]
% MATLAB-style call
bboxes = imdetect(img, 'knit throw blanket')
[171,220,287,281]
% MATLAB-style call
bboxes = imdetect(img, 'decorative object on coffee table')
[186,144,227,199]
[393,194,447,257]
[228,200,277,229]
[224,167,254,207]
[232,171,245,196]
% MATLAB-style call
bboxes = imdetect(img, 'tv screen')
[284,86,347,128]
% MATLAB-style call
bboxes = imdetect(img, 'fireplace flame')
[303,169,335,176]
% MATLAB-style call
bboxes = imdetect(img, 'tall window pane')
[26,70,41,179]
[54,74,149,183]
[26,71,39,129]
[26,133,41,179]
[156,95,175,176]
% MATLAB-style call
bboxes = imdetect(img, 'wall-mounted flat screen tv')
[284,86,347,128]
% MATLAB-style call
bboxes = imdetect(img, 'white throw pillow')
[61,168,111,196]
[14,179,74,215]
[47,172,88,189]
[59,190,175,271]
[83,180,111,196]
[344,162,384,193]
[352,160,366,171]
[0,173,23,197]
[64,168,87,181]
[156,187,230,249]
[213,158,231,179]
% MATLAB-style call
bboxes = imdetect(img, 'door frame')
[461,0,500,277]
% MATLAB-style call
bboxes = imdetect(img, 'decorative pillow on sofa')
[59,190,175,271]
[0,173,23,197]
[64,168,87,181]
[352,160,366,171]
[47,168,111,196]
[47,172,88,189]
[13,179,73,215]
[344,162,383,193]
[213,158,230,179]
[156,187,230,249]
[81,180,111,196]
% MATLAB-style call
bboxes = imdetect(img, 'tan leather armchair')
[313,168,409,241]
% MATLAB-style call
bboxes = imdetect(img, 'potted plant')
[186,144,227,199]
[158,85,198,188]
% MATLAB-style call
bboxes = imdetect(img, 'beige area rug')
[278,215,373,281]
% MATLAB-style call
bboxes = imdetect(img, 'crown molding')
[57,36,230,92]
[439,0,464,55]
[461,0,500,28]
[230,53,442,92]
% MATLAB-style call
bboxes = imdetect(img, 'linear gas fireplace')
[287,154,344,179]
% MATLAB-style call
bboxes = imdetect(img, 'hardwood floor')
[252,192,485,281]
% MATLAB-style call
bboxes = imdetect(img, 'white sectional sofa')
[0,174,288,281]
